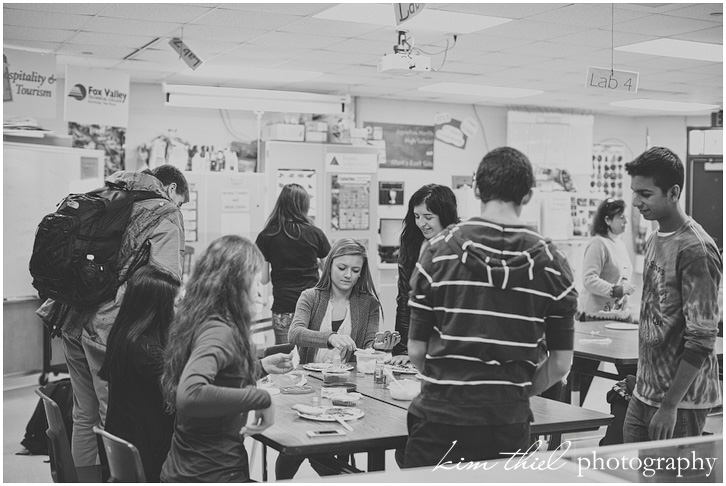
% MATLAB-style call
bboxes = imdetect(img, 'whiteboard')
[3,142,104,300]
[507,111,594,176]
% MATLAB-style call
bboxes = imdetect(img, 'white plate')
[302,363,354,372]
[258,370,307,388]
[604,323,639,331]
[389,364,418,374]
[297,406,364,422]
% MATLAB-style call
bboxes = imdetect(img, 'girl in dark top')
[256,183,331,344]
[389,184,459,366]
[98,265,181,482]
[159,235,292,483]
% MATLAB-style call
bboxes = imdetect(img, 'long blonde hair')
[161,235,263,410]
[316,238,380,304]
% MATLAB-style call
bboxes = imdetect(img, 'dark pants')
[573,357,637,405]
[402,413,534,469]
[275,454,354,480]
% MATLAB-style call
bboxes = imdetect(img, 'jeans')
[272,312,294,345]
[403,413,533,468]
[62,330,108,467]
[623,396,709,443]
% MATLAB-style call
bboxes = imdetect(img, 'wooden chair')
[35,386,78,483]
[93,427,147,482]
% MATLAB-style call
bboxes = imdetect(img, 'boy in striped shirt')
[403,147,578,467]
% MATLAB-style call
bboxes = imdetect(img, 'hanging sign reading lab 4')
[586,67,639,93]
[394,3,426,26]
[169,38,203,71]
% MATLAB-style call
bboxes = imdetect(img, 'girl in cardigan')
[278,238,398,480]
[288,238,398,363]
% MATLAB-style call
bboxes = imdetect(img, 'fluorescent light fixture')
[616,39,722,63]
[609,99,720,112]
[163,84,350,114]
[187,65,323,83]
[419,82,543,99]
[314,4,511,34]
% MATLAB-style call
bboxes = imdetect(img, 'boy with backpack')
[35,165,188,480]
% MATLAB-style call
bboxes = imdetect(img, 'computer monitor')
[379,218,403,247]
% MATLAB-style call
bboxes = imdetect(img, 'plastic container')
[389,379,421,401]
[354,350,386,374]
[322,369,351,384]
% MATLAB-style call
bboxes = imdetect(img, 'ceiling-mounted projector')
[377,29,431,75]
[377,53,431,75]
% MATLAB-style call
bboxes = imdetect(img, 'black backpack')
[20,378,73,455]
[29,181,159,309]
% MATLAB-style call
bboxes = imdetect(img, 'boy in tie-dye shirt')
[624,147,722,443]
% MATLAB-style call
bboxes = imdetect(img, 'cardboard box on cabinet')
[262,124,305,142]
[305,131,328,143]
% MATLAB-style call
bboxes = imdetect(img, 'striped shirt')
[408,218,577,426]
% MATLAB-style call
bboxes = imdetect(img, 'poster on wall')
[65,65,129,127]
[433,112,478,150]
[220,189,251,238]
[363,122,434,170]
[592,143,625,199]
[3,48,57,119]
[331,174,370,231]
[69,123,125,176]
[379,181,404,205]
[276,169,317,222]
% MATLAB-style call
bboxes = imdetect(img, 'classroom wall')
[5,80,712,376]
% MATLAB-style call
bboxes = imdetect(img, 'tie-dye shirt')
[634,219,722,409]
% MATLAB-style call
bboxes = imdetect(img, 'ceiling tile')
[194,7,301,30]
[272,60,356,73]
[222,43,311,61]
[3,26,77,43]
[465,51,550,68]
[246,31,343,49]
[454,33,534,52]
[95,4,212,23]
[297,49,379,65]
[482,20,587,41]
[548,29,658,49]
[526,4,616,28]
[71,31,159,48]
[664,4,725,22]
[323,38,394,56]
[83,17,182,37]
[277,17,384,37]
[614,14,719,36]
[499,40,597,58]
[673,26,723,44]
[172,25,267,43]
[58,44,135,58]
[3,3,106,15]
[435,3,567,20]
[3,9,92,30]
[223,3,330,16]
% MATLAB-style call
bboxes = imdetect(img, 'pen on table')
[335,416,354,432]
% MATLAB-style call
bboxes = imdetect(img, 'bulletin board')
[3,142,104,299]
[363,122,434,170]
